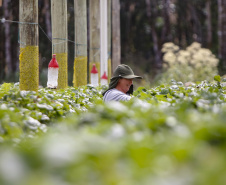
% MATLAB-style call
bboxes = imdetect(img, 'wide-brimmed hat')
[102,64,142,96]
[111,64,142,79]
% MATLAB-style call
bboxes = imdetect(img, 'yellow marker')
[73,56,87,87]
[55,53,68,89]
[19,46,39,91]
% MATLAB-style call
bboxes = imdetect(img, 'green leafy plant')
[0,80,226,185]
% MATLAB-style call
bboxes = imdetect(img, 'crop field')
[0,76,226,185]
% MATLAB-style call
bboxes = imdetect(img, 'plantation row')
[0,77,226,185]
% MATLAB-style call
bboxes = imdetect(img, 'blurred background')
[0,0,226,86]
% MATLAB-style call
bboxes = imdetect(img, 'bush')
[1,80,226,185]
[157,42,219,84]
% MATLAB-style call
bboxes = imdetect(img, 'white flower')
[161,42,178,53]
[163,52,176,65]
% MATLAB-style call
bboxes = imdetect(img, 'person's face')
[116,78,133,93]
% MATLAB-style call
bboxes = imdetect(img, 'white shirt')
[103,88,131,102]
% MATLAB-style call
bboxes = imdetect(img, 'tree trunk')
[206,0,212,48]
[218,0,226,67]
[152,28,161,68]
[145,0,162,68]
[218,0,222,59]
[19,0,39,91]
[73,0,87,87]
[51,0,68,89]
[161,0,171,41]
[112,0,121,72]
[222,0,226,65]
[3,0,12,76]
[44,0,51,39]
[189,3,202,43]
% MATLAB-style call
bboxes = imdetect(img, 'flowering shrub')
[159,42,219,84]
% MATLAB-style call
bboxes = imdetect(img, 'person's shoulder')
[103,88,122,98]
[103,88,131,102]
[108,88,124,95]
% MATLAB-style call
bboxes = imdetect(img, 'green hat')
[102,64,142,96]
[111,64,142,79]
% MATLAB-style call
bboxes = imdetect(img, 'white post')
[112,0,121,70]
[74,0,87,87]
[19,0,39,91]
[51,0,68,89]
[100,0,108,85]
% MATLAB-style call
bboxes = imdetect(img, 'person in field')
[103,64,142,102]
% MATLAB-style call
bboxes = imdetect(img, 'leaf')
[214,75,221,82]
[155,94,167,101]
[0,83,13,98]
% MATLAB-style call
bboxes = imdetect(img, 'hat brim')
[122,75,143,79]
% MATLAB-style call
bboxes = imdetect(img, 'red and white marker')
[91,64,99,87]
[47,54,59,89]
[101,71,108,85]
